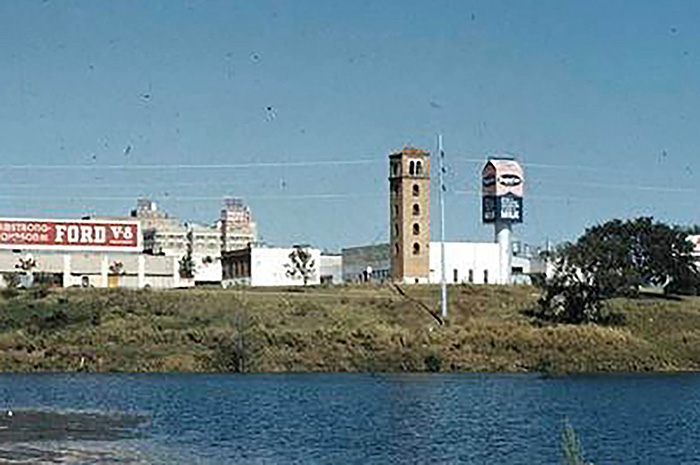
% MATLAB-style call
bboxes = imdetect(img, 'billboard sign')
[482,195,523,223]
[0,218,141,251]
[482,158,524,197]
[482,157,524,223]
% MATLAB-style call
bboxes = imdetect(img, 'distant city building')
[220,198,257,253]
[132,197,258,284]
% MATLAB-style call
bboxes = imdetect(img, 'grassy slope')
[0,285,699,372]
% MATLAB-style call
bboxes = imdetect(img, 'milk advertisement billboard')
[482,157,524,223]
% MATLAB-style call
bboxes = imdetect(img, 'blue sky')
[0,0,699,251]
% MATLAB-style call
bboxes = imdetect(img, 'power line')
[0,159,383,170]
[456,157,611,173]
[0,192,383,202]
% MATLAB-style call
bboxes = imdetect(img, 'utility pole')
[438,135,447,319]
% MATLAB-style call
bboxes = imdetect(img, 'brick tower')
[389,146,430,283]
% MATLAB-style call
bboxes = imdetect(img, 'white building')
[0,250,188,289]
[320,254,343,284]
[343,241,545,285]
[222,246,322,287]
[429,242,501,284]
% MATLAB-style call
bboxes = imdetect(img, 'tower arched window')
[416,161,423,175]
[394,223,400,237]
[395,243,400,256]
[391,162,400,177]
[412,184,419,197]
[413,204,420,216]
[413,223,420,235]
[409,161,415,175]
[413,243,420,255]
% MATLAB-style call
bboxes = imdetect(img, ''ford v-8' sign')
[0,218,141,251]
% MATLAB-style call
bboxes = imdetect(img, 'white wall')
[192,254,222,282]
[429,242,501,285]
[320,255,343,284]
[0,250,179,289]
[251,248,321,287]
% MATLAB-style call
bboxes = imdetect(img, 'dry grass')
[0,284,698,372]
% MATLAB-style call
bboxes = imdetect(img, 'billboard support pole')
[495,220,512,284]
[437,135,448,319]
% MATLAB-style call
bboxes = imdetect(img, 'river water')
[0,372,697,464]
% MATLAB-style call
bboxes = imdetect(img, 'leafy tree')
[15,255,37,273]
[535,217,699,324]
[178,253,196,279]
[285,245,316,285]
[179,230,196,279]
[13,255,37,288]
[108,261,125,275]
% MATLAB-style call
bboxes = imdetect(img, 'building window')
[413,243,420,255]
[484,270,489,284]
[416,161,423,175]
[394,204,399,216]
[412,184,419,197]
[413,204,420,216]
[395,243,400,256]
[413,223,420,235]
[453,269,458,283]
[394,223,400,237]
[468,269,474,283]
[409,161,415,175]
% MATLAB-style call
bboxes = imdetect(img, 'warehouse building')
[0,217,192,289]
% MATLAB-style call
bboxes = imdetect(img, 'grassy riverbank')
[0,285,699,373]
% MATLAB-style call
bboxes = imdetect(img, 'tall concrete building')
[220,198,257,252]
[389,147,430,283]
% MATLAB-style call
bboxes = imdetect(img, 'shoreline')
[0,285,698,373]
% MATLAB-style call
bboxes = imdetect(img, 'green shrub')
[424,352,442,372]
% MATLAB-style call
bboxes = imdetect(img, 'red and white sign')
[689,235,700,256]
[0,218,141,251]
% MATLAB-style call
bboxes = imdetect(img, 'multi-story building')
[132,198,257,283]
[220,198,257,253]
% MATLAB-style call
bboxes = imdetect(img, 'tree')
[108,261,125,275]
[178,252,196,279]
[535,217,699,324]
[285,245,316,285]
[179,230,196,279]
[15,255,37,273]
[14,254,37,288]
